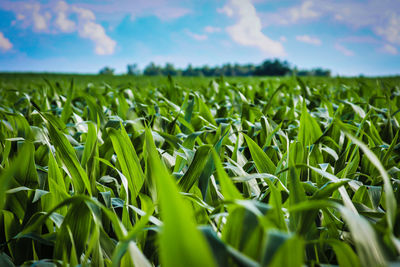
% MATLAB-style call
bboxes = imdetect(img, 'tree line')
[99,59,331,77]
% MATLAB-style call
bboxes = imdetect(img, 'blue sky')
[0,0,399,76]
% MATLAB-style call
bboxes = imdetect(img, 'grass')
[0,74,399,266]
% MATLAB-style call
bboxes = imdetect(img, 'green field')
[0,73,400,266]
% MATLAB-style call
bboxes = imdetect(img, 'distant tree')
[254,59,291,76]
[183,64,204,76]
[144,62,162,76]
[233,64,245,76]
[313,68,331,77]
[99,66,115,75]
[193,67,204,76]
[137,59,330,77]
[213,66,223,76]
[182,64,195,76]
[232,64,254,76]
[295,67,331,77]
[162,63,179,76]
[127,64,140,75]
[201,65,213,76]
[297,70,309,76]
[221,63,235,76]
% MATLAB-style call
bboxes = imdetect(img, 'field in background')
[2,72,400,89]
[0,73,400,266]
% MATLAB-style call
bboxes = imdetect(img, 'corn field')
[0,74,400,266]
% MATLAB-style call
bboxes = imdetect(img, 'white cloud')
[296,35,321,45]
[279,36,287,42]
[71,4,116,55]
[8,2,52,31]
[335,43,354,56]
[217,5,234,17]
[79,21,116,55]
[261,0,320,26]
[204,26,221,33]
[375,14,400,45]
[67,0,191,22]
[29,3,51,31]
[71,6,96,21]
[219,0,285,56]
[260,0,400,50]
[185,30,208,41]
[380,44,398,55]
[283,1,320,24]
[0,32,13,52]
[152,6,191,20]
[3,1,116,55]
[54,1,75,32]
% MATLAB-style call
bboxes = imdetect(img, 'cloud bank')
[3,1,116,55]
[260,0,400,53]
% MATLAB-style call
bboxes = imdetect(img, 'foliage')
[141,59,330,77]
[99,66,115,75]
[294,68,331,77]
[127,64,140,76]
[0,74,400,266]
[253,59,291,76]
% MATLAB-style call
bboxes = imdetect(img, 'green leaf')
[54,199,93,260]
[329,239,361,267]
[198,125,230,199]
[345,133,396,231]
[111,208,152,267]
[212,150,243,201]
[338,205,387,266]
[145,128,217,267]
[264,178,287,230]
[269,234,304,267]
[244,134,276,174]
[109,126,144,204]
[300,164,358,214]
[311,179,351,200]
[0,253,15,267]
[47,151,69,214]
[298,101,322,146]
[287,165,307,233]
[0,143,34,212]
[60,79,74,123]
[41,113,92,195]
[178,145,212,192]
[261,230,290,266]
